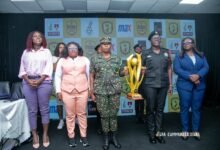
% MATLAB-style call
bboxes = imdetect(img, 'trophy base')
[127,93,143,100]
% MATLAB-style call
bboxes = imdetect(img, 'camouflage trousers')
[96,94,120,133]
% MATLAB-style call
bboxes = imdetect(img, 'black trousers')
[135,100,144,120]
[135,86,145,120]
[135,82,145,121]
[95,103,102,129]
[144,87,168,137]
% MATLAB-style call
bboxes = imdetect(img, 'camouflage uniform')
[90,54,121,133]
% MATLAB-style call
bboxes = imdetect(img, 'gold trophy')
[124,53,146,100]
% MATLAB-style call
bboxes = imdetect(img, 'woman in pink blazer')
[55,41,90,148]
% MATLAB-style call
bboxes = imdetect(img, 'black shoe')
[103,133,110,150]
[193,132,201,141]
[156,136,165,144]
[149,136,157,144]
[194,136,200,141]
[181,136,189,141]
[68,137,77,147]
[80,137,90,147]
[111,132,121,149]
[180,132,189,141]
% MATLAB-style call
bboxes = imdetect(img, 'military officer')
[93,43,102,135]
[90,37,123,150]
[142,31,172,144]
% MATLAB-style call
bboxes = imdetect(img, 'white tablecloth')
[0,99,30,143]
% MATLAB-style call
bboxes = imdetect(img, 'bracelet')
[169,84,172,87]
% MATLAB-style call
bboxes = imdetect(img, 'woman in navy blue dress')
[174,37,209,141]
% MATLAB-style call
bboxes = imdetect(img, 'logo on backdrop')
[171,96,179,111]
[120,41,131,55]
[169,23,178,35]
[48,23,60,36]
[84,40,96,55]
[66,20,77,36]
[136,21,147,35]
[154,22,162,35]
[118,24,132,32]
[120,98,134,114]
[86,21,93,35]
[183,24,193,36]
[102,21,113,35]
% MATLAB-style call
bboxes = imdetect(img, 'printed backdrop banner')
[45,18,195,117]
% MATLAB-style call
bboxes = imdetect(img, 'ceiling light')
[180,0,204,4]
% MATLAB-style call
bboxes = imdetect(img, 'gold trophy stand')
[124,53,146,100]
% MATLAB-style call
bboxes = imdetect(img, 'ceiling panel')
[12,1,42,13]
[63,0,87,10]
[38,0,64,11]
[109,0,133,11]
[0,0,219,14]
[129,0,157,13]
[0,0,20,13]
[87,0,110,12]
[149,0,180,13]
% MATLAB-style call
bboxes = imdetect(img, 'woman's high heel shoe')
[43,136,50,148]
[32,135,40,149]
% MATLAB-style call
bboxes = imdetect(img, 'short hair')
[94,44,100,51]
[25,31,47,51]
[63,41,82,58]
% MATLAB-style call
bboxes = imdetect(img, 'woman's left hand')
[32,79,43,87]
[168,85,172,96]
[190,74,200,82]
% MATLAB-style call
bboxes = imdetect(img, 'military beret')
[100,37,111,44]
[133,44,142,50]
[94,44,100,51]
[148,30,160,41]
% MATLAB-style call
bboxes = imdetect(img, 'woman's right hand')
[90,90,96,102]
[27,79,37,87]
[57,93,62,101]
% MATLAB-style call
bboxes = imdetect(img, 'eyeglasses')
[182,42,192,45]
[68,48,78,52]
[152,37,161,41]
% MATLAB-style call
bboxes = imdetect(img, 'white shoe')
[57,120,64,129]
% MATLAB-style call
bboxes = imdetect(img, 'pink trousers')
[62,89,88,138]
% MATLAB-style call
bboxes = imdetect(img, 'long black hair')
[54,42,66,57]
[180,37,204,58]
[62,41,83,58]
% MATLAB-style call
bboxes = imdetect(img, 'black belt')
[27,75,41,79]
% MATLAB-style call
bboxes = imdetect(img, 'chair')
[0,81,11,100]
[10,82,24,101]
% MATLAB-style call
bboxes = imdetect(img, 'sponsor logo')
[102,21,113,35]
[120,41,131,55]
[171,96,179,111]
[50,105,57,113]
[183,24,193,36]
[169,22,178,35]
[48,23,60,36]
[118,25,131,32]
[86,21,93,35]
[136,21,147,35]
[121,109,133,113]
[66,20,77,36]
